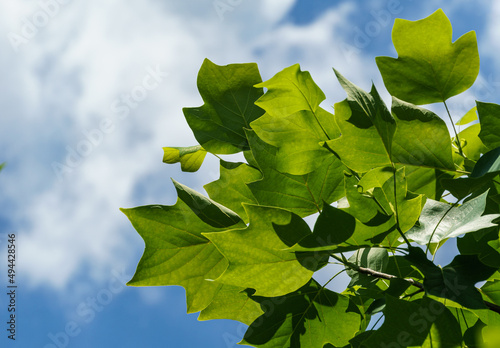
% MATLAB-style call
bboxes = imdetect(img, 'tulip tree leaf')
[198,286,263,325]
[121,200,234,313]
[376,9,479,105]
[183,59,264,154]
[204,160,262,223]
[242,279,361,348]
[404,191,500,245]
[456,106,478,126]
[204,205,314,297]
[245,129,345,218]
[172,179,243,228]
[251,64,340,175]
[162,146,207,172]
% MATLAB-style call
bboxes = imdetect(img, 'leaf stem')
[443,100,464,157]
[391,164,412,248]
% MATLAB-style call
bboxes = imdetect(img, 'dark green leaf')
[183,59,264,154]
[242,279,361,348]
[477,102,500,150]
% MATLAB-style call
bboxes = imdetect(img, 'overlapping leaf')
[183,59,264,154]
[405,248,497,309]
[204,160,261,223]
[251,64,340,175]
[242,279,360,348]
[404,191,500,245]
[477,102,500,150]
[245,129,344,217]
[362,296,463,347]
[376,9,479,105]
[204,205,315,297]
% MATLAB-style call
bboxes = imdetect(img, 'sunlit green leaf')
[204,205,314,297]
[163,145,207,172]
[457,106,478,126]
[376,9,479,104]
[404,191,500,245]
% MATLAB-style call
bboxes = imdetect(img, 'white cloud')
[7,0,482,296]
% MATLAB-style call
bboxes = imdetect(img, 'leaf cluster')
[122,9,500,348]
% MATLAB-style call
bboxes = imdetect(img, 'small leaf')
[456,106,478,126]
[404,190,500,245]
[457,124,488,162]
[242,279,361,348]
[376,9,479,104]
[346,248,389,287]
[162,146,207,172]
[183,59,264,154]
[204,205,314,297]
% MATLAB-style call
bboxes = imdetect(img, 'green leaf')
[346,248,389,287]
[162,146,207,172]
[242,279,361,348]
[481,280,500,306]
[358,166,424,233]
[390,97,455,171]
[376,9,479,104]
[251,64,340,175]
[121,200,233,313]
[456,106,478,126]
[458,228,500,268]
[245,129,345,217]
[405,248,497,309]
[362,296,463,347]
[0,163,4,172]
[198,286,263,325]
[457,124,488,162]
[204,205,314,297]
[404,191,500,245]
[183,59,264,154]
[442,147,500,199]
[477,102,500,150]
[172,179,243,228]
[204,160,261,223]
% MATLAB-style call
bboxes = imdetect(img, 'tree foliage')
[122,9,500,347]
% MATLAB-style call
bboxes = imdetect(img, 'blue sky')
[0,0,499,347]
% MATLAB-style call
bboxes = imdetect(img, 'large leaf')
[404,190,500,245]
[251,64,340,175]
[245,129,345,217]
[121,200,235,313]
[477,102,500,150]
[242,279,360,348]
[376,9,479,105]
[204,160,261,224]
[162,145,207,172]
[362,296,463,347]
[183,59,264,154]
[204,205,314,297]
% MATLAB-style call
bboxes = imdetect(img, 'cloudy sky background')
[0,0,498,347]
